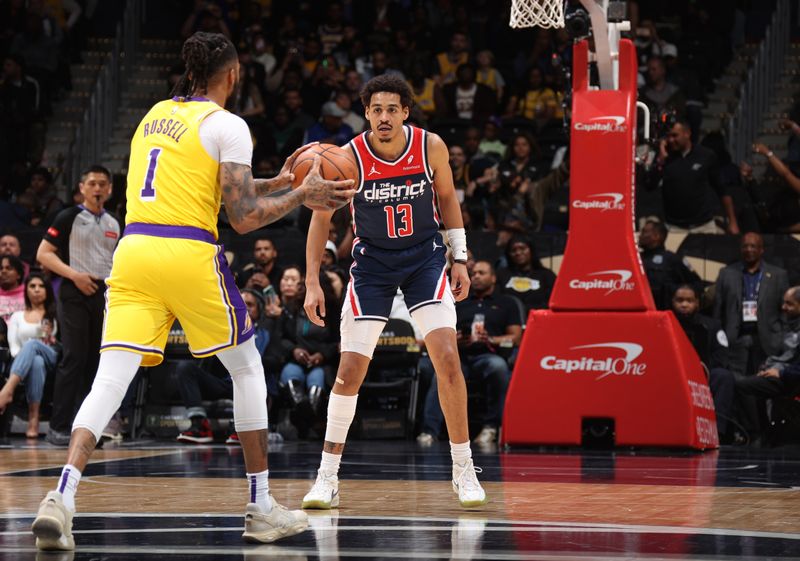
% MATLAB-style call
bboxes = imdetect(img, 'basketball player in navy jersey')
[302,74,486,509]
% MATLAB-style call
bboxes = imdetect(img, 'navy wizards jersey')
[348,125,441,250]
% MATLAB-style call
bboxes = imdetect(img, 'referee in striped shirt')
[37,165,121,445]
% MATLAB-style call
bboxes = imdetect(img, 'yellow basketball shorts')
[100,223,252,366]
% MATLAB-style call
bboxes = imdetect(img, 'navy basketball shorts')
[342,233,456,358]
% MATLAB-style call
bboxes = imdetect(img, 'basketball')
[290,143,358,211]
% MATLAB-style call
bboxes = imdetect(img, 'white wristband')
[446,228,468,262]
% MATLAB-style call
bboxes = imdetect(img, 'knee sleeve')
[217,338,268,432]
[324,392,358,443]
[72,351,142,441]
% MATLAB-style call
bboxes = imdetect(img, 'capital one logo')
[572,192,626,211]
[573,115,627,134]
[540,342,647,380]
[569,269,635,295]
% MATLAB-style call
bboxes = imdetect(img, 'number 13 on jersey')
[384,204,413,238]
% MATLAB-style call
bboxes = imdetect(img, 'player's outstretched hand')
[450,262,470,302]
[300,155,355,211]
[275,142,319,188]
[304,281,327,327]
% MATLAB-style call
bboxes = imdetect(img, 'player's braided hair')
[171,32,237,99]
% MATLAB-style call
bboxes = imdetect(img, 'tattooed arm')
[220,156,355,234]
[221,162,306,233]
[252,143,319,196]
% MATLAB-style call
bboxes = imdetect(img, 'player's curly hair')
[171,32,238,99]
[359,74,414,110]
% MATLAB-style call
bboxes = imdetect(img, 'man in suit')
[713,233,789,378]
[714,233,788,434]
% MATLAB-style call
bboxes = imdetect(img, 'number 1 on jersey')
[384,204,413,238]
[140,147,162,201]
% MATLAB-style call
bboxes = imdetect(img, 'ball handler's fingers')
[307,154,323,177]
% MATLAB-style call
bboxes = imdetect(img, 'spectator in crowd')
[417,261,522,446]
[475,50,505,104]
[648,118,738,234]
[495,236,556,314]
[321,240,338,268]
[702,133,759,233]
[0,233,30,277]
[478,117,507,162]
[36,165,120,446]
[670,284,735,441]
[303,100,355,146]
[279,267,340,434]
[753,141,800,197]
[264,105,305,161]
[0,272,57,438]
[640,56,685,116]
[442,63,496,128]
[731,285,800,437]
[435,32,470,86]
[318,2,345,56]
[407,62,445,126]
[714,232,788,381]
[0,255,25,323]
[333,90,366,134]
[27,166,64,226]
[10,11,61,109]
[282,87,315,132]
[493,132,545,226]
[505,67,558,124]
[237,236,283,292]
[638,219,701,310]
[180,0,231,39]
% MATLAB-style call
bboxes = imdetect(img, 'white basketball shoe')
[453,459,488,508]
[302,469,340,509]
[31,491,75,551]
[242,496,308,543]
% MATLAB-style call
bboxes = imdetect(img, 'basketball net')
[509,0,565,29]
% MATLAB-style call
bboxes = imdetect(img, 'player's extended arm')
[427,132,470,301]
[221,156,354,234]
[304,209,335,326]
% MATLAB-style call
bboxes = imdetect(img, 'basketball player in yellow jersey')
[31,32,355,551]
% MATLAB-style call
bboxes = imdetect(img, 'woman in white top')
[0,272,58,438]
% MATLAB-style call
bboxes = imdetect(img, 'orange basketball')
[290,143,358,211]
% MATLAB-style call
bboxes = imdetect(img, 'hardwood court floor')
[1,439,799,559]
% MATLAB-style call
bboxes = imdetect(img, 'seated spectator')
[0,234,30,277]
[441,63,496,128]
[505,67,558,124]
[279,267,340,433]
[671,284,735,441]
[0,255,25,323]
[27,166,64,226]
[638,219,701,310]
[733,286,800,441]
[475,50,505,104]
[640,56,686,116]
[333,90,366,134]
[417,261,522,446]
[435,32,469,86]
[496,236,556,314]
[647,118,737,234]
[237,236,283,292]
[407,62,446,126]
[0,272,57,438]
[303,101,355,146]
[478,117,507,162]
[265,105,305,161]
[494,132,545,225]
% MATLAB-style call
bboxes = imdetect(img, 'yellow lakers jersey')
[126,98,224,238]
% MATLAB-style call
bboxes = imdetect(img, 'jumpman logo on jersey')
[432,239,442,251]
[368,163,381,176]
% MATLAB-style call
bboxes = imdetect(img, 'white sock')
[450,440,472,467]
[246,469,271,512]
[56,464,81,511]
[320,451,341,476]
